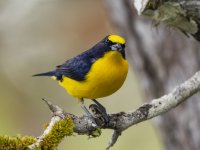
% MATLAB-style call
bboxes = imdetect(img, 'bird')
[33,34,128,125]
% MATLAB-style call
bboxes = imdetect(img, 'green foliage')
[0,135,36,150]
[41,117,74,149]
[144,2,198,34]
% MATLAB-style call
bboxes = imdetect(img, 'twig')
[106,130,121,150]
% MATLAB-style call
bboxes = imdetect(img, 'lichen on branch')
[0,115,74,150]
[0,135,36,150]
[28,115,74,150]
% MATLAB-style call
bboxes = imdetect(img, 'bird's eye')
[105,39,115,45]
[109,41,115,45]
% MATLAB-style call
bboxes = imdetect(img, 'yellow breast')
[58,51,128,99]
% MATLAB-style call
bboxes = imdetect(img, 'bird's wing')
[56,53,94,81]
[56,42,108,81]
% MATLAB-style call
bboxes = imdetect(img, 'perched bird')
[33,35,128,124]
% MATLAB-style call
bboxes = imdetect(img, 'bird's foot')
[81,101,97,127]
[89,99,110,127]
[81,99,109,127]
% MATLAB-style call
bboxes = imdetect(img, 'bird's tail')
[32,71,56,77]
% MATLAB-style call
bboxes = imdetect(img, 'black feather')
[33,71,56,77]
[55,38,110,81]
[33,71,63,80]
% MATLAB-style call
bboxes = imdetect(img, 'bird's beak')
[111,43,123,51]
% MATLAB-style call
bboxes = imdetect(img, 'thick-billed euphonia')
[33,35,128,125]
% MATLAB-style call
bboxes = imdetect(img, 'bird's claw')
[81,98,109,127]
[89,103,110,127]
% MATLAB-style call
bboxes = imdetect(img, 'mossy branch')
[1,71,200,149]
[0,135,36,150]
[1,70,200,149]
[28,102,74,150]
[0,113,73,150]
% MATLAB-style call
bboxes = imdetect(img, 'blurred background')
[0,0,163,149]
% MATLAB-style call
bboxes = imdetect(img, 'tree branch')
[133,0,200,41]
[28,71,200,149]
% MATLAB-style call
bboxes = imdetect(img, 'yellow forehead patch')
[108,35,126,44]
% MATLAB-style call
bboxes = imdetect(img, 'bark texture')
[105,0,200,150]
